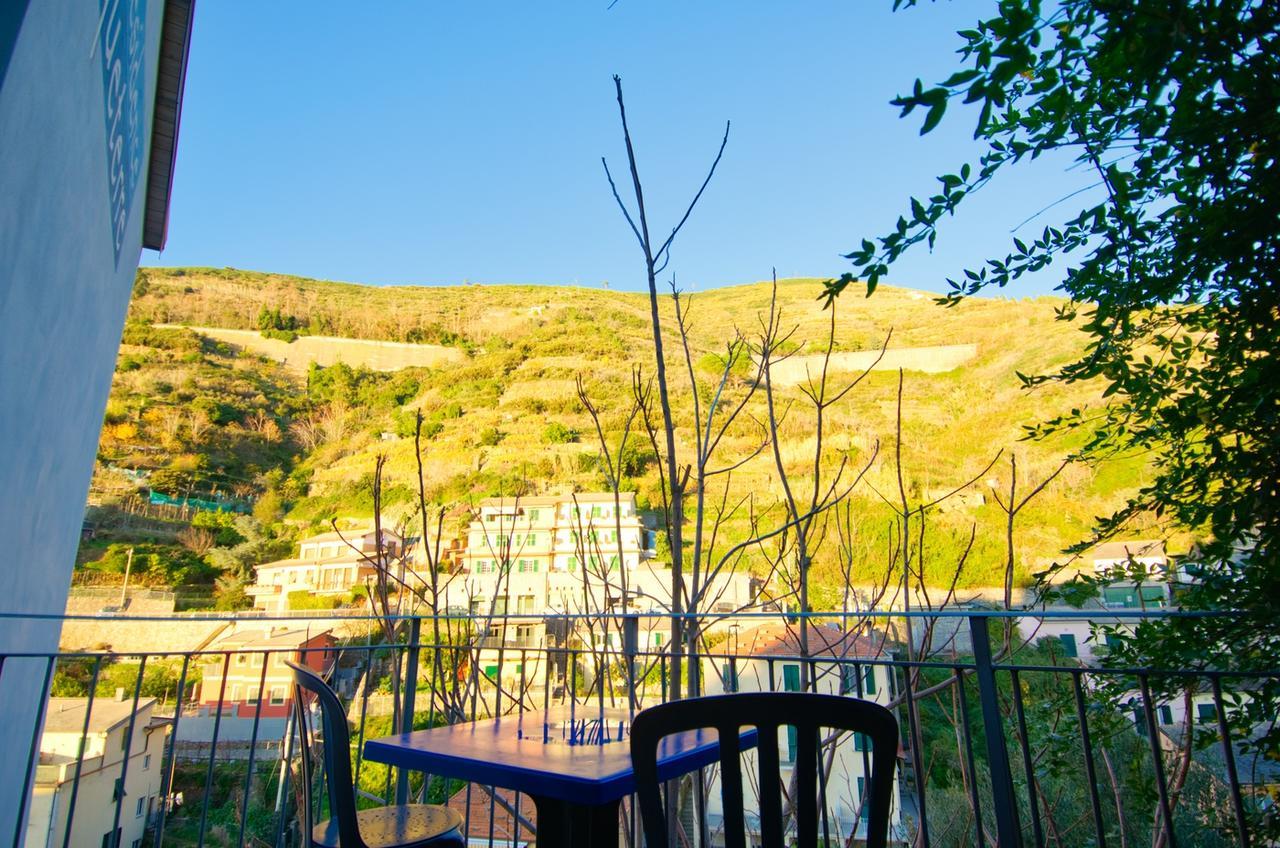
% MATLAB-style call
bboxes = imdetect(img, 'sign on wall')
[98,0,147,265]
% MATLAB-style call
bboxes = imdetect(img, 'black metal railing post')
[969,615,1023,847]
[622,613,639,712]
[395,616,422,805]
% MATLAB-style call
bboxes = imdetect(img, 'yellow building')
[25,697,168,848]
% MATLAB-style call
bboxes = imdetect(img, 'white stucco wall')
[0,0,169,835]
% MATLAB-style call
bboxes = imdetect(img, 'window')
[783,664,801,692]
[1058,634,1079,658]
[136,797,145,817]
[493,596,508,615]
[133,840,142,848]
[1158,704,1173,725]
[143,754,151,770]
[566,556,578,571]
[1103,586,1136,608]
[784,725,798,764]
[840,665,859,695]
[857,777,870,822]
[247,687,260,706]
[527,534,537,545]
[230,685,241,702]
[529,509,540,522]
[853,732,869,752]
[1196,702,1217,724]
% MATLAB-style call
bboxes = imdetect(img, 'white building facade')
[700,622,905,845]
[24,698,168,848]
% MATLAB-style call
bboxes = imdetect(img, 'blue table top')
[364,707,755,807]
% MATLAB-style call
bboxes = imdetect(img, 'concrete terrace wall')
[0,0,169,831]
[763,343,978,386]
[162,325,468,375]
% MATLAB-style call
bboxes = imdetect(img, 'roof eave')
[141,0,195,251]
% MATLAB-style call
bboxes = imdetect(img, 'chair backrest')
[286,660,366,848]
[630,692,899,848]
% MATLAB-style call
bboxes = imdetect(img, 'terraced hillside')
[86,267,1158,600]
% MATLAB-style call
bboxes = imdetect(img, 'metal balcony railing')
[5,609,1275,848]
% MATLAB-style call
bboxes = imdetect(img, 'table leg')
[531,795,621,848]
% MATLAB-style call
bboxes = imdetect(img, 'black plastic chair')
[286,661,464,848]
[630,692,899,848]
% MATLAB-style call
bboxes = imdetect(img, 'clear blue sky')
[146,2,1090,296]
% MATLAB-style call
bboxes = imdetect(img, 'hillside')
[79,267,1161,604]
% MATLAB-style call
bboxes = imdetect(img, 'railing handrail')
[0,607,1243,624]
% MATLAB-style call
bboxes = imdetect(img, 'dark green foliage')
[81,542,216,586]
[256,305,299,333]
[260,327,298,342]
[305,361,423,411]
[51,657,199,702]
[191,511,247,547]
[543,422,580,444]
[120,322,202,352]
[834,3,1280,840]
[477,427,504,447]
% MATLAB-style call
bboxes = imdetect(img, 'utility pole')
[120,546,134,608]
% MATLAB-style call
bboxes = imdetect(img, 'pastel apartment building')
[247,528,404,612]
[700,622,904,845]
[441,492,756,687]
[24,697,168,848]
[196,627,336,720]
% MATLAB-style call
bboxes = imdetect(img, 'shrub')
[477,427,504,447]
[543,422,580,444]
[287,591,341,611]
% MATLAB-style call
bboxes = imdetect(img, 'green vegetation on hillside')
[81,268,1160,600]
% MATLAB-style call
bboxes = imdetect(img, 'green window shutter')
[785,725,798,764]
[1158,704,1173,724]
[862,667,877,695]
[722,663,738,693]
[857,777,869,821]
[783,664,800,692]
[1196,703,1217,724]
[840,666,856,695]
[1059,634,1078,658]
[854,732,868,752]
